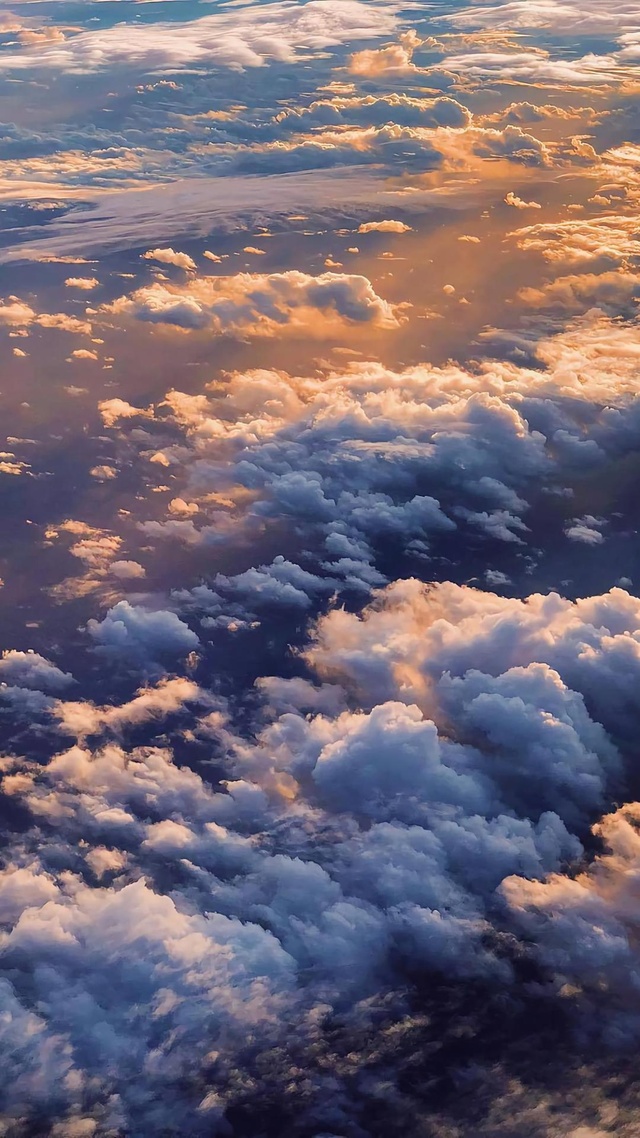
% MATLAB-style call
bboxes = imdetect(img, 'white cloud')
[87,601,199,670]
[446,0,640,35]
[357,219,413,233]
[0,0,401,74]
[142,247,196,270]
[106,269,399,333]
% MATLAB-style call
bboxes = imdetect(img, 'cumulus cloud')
[505,191,541,209]
[142,247,196,271]
[98,398,151,428]
[105,269,399,334]
[87,601,199,670]
[0,650,74,693]
[277,93,471,131]
[349,29,425,77]
[2,570,636,1130]
[109,559,146,580]
[564,515,606,544]
[518,271,640,315]
[53,676,206,737]
[64,276,99,290]
[502,800,640,1050]
[0,297,92,334]
[4,0,640,1128]
[357,219,413,233]
[306,577,640,747]
[91,311,640,603]
[511,214,640,265]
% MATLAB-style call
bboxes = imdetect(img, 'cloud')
[349,29,424,77]
[70,349,99,361]
[433,49,624,87]
[446,0,640,35]
[511,214,640,265]
[64,276,99,290]
[503,801,640,1042]
[86,601,199,670]
[277,93,471,131]
[0,168,487,262]
[98,398,151,428]
[93,310,640,602]
[357,219,413,233]
[213,556,338,610]
[0,298,92,334]
[53,676,205,737]
[142,247,196,270]
[306,577,640,747]
[2,557,640,1132]
[105,269,399,334]
[109,560,147,580]
[518,271,640,315]
[3,568,630,1129]
[5,0,640,1125]
[0,0,402,74]
[504,191,542,209]
[0,650,74,693]
[564,515,606,544]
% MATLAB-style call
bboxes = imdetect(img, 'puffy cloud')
[503,802,640,1042]
[213,556,338,610]
[242,120,552,175]
[512,214,640,265]
[86,601,199,669]
[93,311,640,602]
[357,219,413,233]
[5,0,640,1124]
[0,299,36,325]
[64,276,99,290]
[564,515,606,544]
[504,191,541,209]
[142,247,196,271]
[0,298,93,334]
[0,650,74,693]
[518,271,640,315]
[349,29,425,77]
[108,559,146,580]
[306,577,640,746]
[2,567,640,1130]
[277,93,471,131]
[89,463,116,479]
[105,269,399,334]
[98,398,151,428]
[69,348,98,361]
[0,867,296,1134]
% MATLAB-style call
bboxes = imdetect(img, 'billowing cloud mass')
[106,269,399,334]
[0,577,638,1132]
[4,0,640,1133]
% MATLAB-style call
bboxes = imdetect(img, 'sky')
[2,0,640,1135]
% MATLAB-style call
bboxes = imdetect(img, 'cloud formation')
[106,269,399,334]
[0,0,402,74]
[0,574,637,1132]
[4,0,640,1131]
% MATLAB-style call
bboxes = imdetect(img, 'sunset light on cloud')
[3,0,640,1135]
